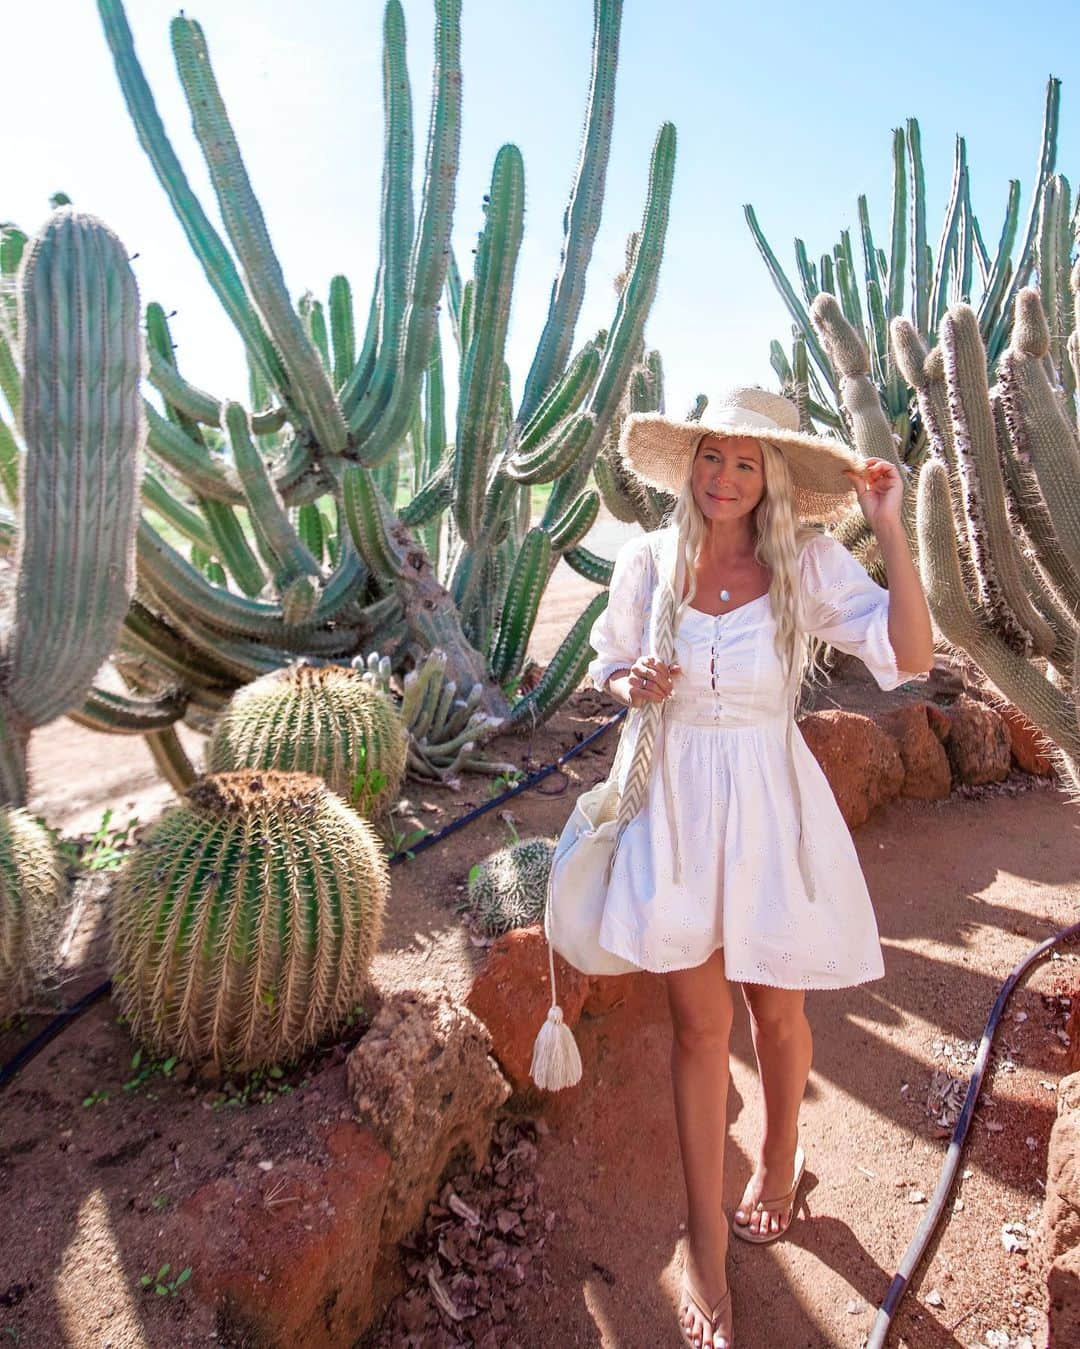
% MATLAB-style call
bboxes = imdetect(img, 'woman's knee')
[742,984,807,1040]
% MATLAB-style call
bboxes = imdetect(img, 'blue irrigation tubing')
[0,707,628,1092]
[867,918,1080,1348]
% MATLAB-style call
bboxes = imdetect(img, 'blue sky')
[8,1,1077,422]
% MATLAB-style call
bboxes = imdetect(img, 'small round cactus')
[109,770,389,1071]
[0,809,68,1019]
[459,837,555,936]
[207,664,409,820]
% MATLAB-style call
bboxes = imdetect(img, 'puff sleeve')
[585,534,653,690]
[798,533,924,691]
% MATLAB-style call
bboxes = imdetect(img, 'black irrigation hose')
[868,918,1080,1349]
[0,708,629,1093]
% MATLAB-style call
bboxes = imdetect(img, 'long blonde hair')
[664,435,827,706]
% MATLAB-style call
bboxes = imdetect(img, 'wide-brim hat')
[618,387,864,523]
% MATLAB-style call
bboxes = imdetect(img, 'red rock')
[941,695,1011,785]
[466,926,590,1096]
[178,1121,390,1348]
[1048,1243,1080,1347]
[347,987,510,1245]
[583,972,640,1017]
[924,702,952,742]
[796,710,905,829]
[995,700,1055,776]
[876,702,952,800]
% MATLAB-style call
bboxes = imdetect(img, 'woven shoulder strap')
[606,529,684,875]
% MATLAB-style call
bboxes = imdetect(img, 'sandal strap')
[684,1271,731,1325]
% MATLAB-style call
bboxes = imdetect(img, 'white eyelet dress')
[585,525,924,988]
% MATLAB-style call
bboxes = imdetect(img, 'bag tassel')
[529,929,583,1091]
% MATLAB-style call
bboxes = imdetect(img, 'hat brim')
[618,411,864,524]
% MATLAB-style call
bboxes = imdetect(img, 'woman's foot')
[732,1141,805,1240]
[678,1228,732,1348]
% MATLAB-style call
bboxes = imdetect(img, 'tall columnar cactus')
[110,770,389,1070]
[0,208,145,805]
[0,809,68,1019]
[746,80,1063,569]
[206,664,409,820]
[87,0,676,783]
[894,288,1080,793]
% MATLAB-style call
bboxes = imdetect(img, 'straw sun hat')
[618,387,865,523]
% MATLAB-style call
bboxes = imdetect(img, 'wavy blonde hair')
[664,433,828,707]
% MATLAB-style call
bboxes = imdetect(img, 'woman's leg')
[666,947,735,1348]
[735,983,812,1236]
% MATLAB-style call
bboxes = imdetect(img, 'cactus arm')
[810,294,901,467]
[143,727,198,792]
[95,0,291,411]
[887,127,907,320]
[562,544,613,586]
[170,17,349,454]
[338,284,380,412]
[0,338,20,425]
[548,489,600,554]
[9,210,144,731]
[976,180,1021,341]
[453,144,526,544]
[145,400,243,503]
[928,137,966,328]
[224,402,321,602]
[918,458,1079,759]
[342,0,415,428]
[71,685,187,734]
[998,289,1080,578]
[299,294,331,374]
[489,528,552,682]
[743,203,836,398]
[329,275,355,392]
[987,78,1061,362]
[794,239,819,307]
[518,0,621,422]
[399,455,452,527]
[517,340,601,454]
[506,410,595,485]
[446,246,464,346]
[197,497,266,598]
[348,0,462,465]
[939,305,1055,655]
[506,591,609,728]
[141,472,212,551]
[906,118,930,336]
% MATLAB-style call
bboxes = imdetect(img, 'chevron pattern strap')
[605,531,683,878]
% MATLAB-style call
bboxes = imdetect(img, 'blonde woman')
[584,389,935,1349]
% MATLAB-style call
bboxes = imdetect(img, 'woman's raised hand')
[627,655,682,706]
[843,458,905,533]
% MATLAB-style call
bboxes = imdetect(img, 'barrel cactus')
[0,809,68,1019]
[110,770,389,1070]
[458,837,555,936]
[206,665,409,820]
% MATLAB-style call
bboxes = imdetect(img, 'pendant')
[720,588,730,601]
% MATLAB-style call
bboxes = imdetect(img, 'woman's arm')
[844,459,935,674]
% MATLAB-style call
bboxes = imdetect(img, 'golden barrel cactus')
[207,664,409,820]
[109,770,389,1070]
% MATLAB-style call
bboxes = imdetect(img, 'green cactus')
[0,809,68,1019]
[399,648,517,781]
[86,0,676,785]
[0,207,146,806]
[897,288,1080,793]
[746,81,1062,570]
[110,770,388,1070]
[206,665,409,821]
[458,837,555,936]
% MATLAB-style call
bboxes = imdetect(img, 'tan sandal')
[731,1144,806,1245]
[679,1245,734,1348]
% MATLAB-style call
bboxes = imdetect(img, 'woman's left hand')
[842,458,905,532]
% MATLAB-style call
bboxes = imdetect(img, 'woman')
[584,387,935,1349]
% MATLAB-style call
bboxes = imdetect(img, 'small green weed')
[208,1063,300,1111]
[139,1263,191,1297]
[387,824,429,860]
[121,1047,179,1097]
[82,1088,109,1108]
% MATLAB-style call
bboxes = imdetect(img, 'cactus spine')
[459,837,555,936]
